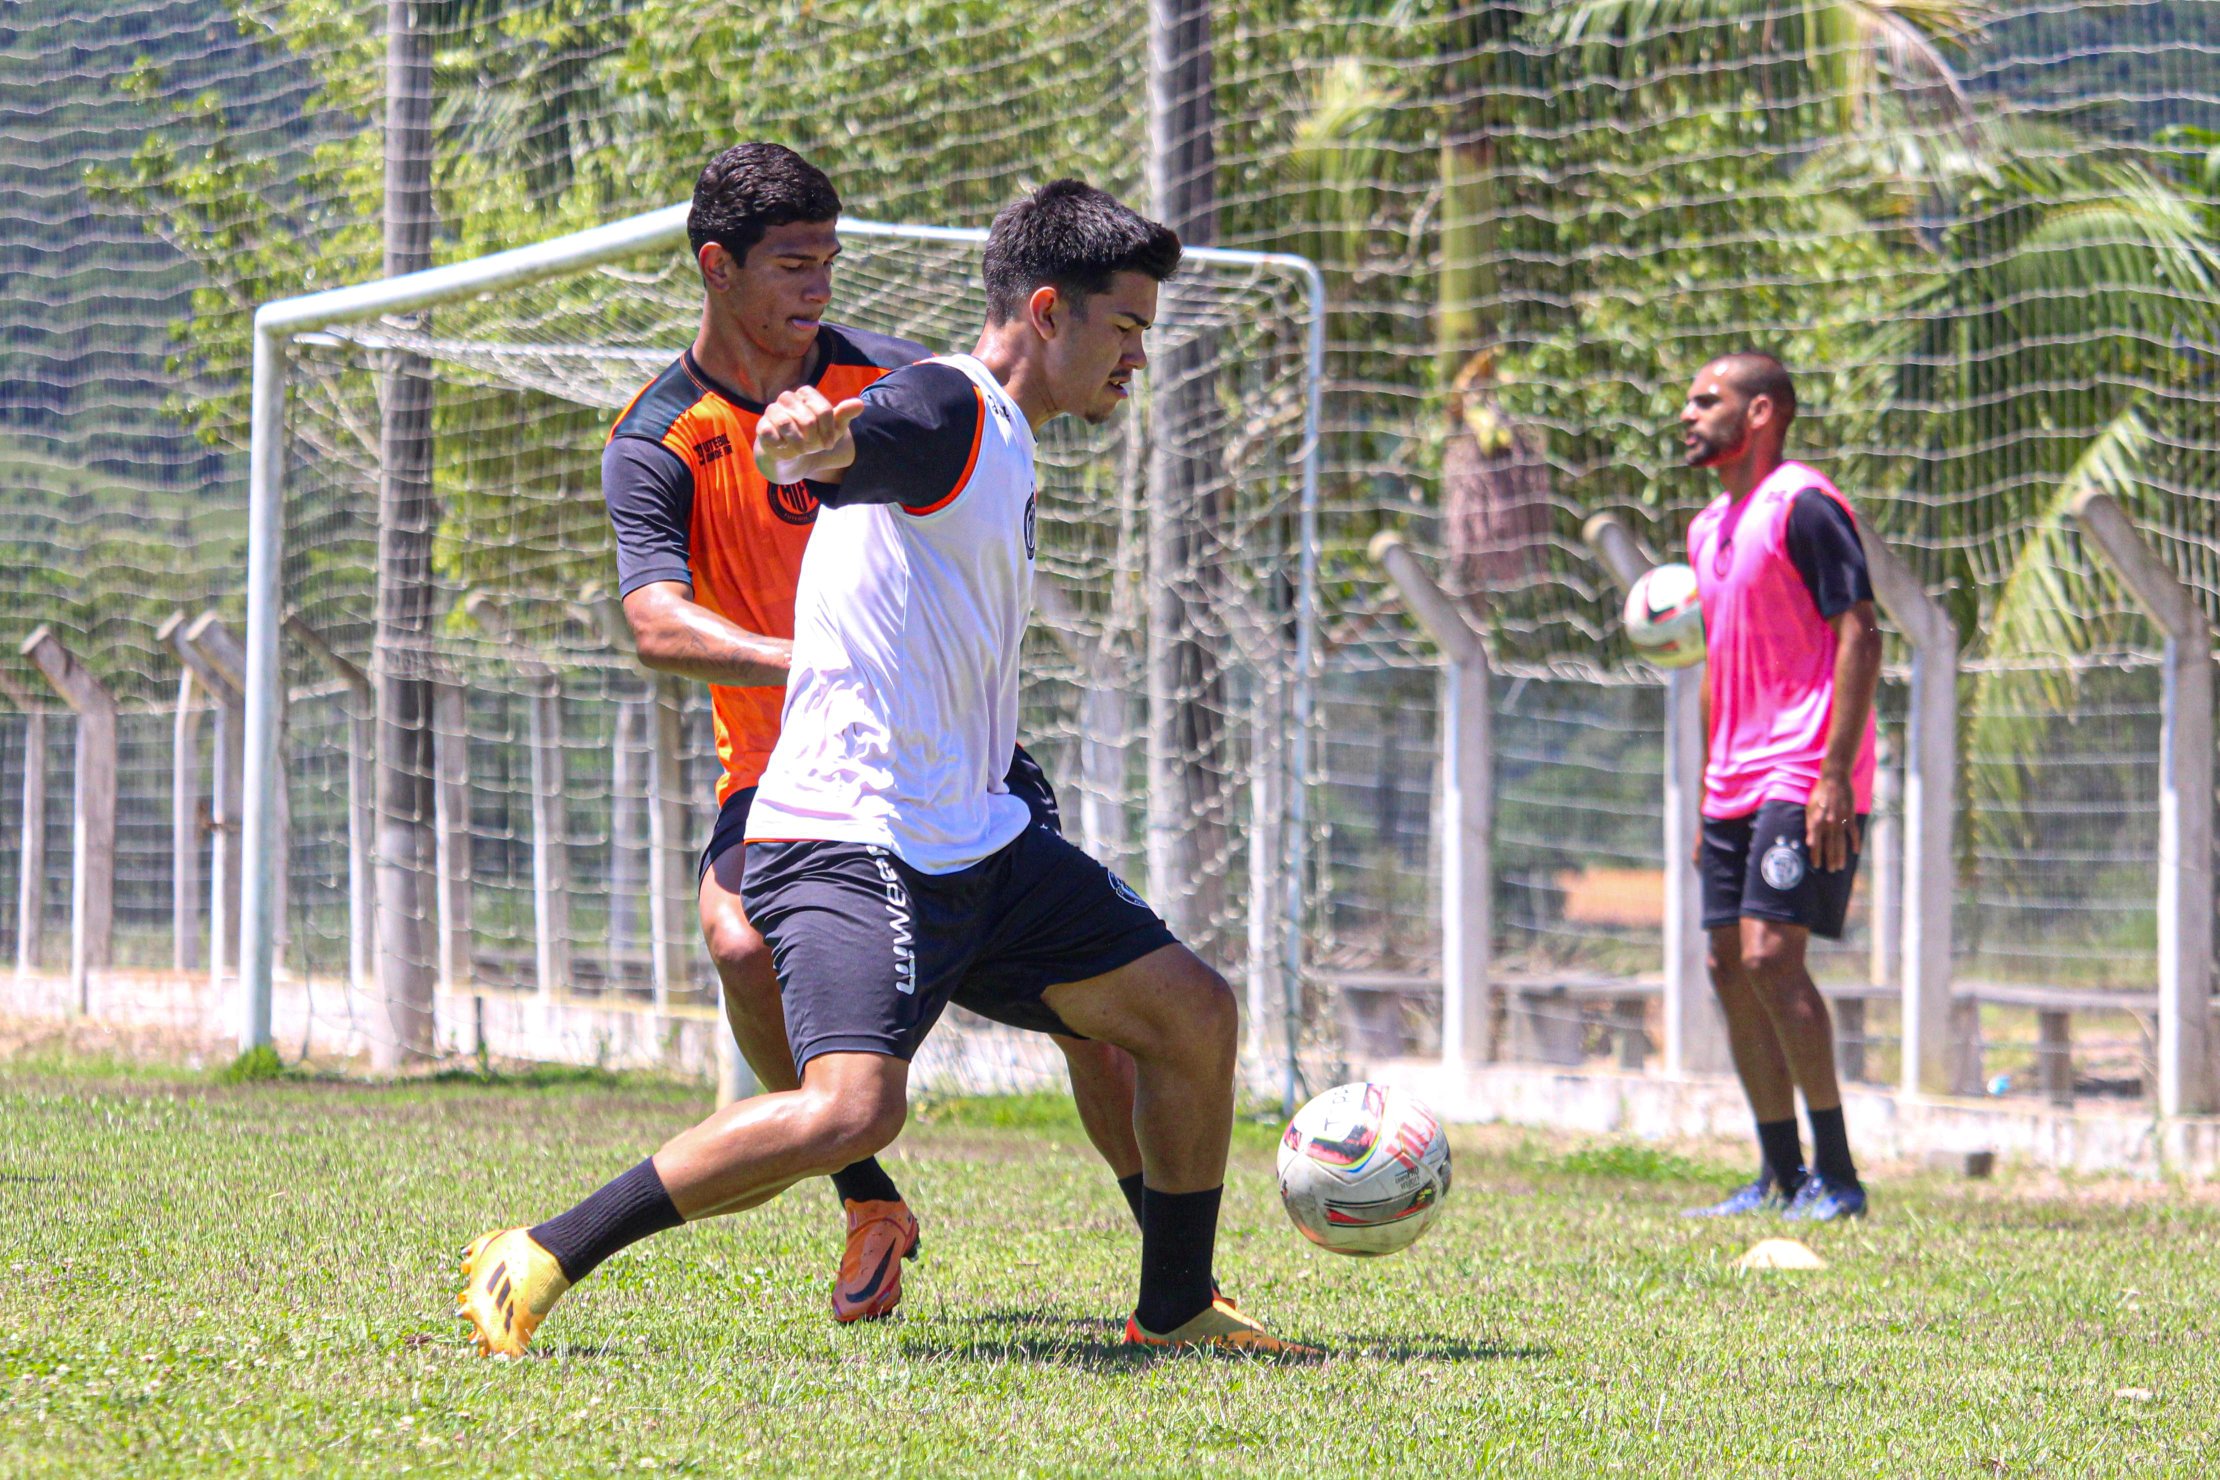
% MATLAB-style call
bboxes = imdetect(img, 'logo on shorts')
[1106,870,1147,910]
[1022,489,1037,560]
[868,848,917,995]
[1760,837,1806,892]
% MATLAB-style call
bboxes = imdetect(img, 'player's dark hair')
[1717,351,1797,428]
[688,142,841,264]
[982,179,1182,324]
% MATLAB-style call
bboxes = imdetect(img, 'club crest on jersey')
[1760,837,1805,891]
[1023,489,1037,560]
[768,480,819,527]
[1106,869,1146,911]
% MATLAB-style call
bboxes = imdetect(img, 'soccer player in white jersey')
[605,140,1171,1323]
[457,179,1313,1359]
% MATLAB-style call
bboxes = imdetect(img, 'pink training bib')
[1687,461,1876,820]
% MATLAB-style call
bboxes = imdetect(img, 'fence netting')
[2,1,2217,1102]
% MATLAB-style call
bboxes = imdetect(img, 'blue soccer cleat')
[1681,1174,1793,1218]
[1782,1173,1867,1222]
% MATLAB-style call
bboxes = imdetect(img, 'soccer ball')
[1277,1082,1452,1257]
[1622,562,1704,669]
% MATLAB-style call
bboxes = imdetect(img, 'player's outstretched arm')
[754,385,864,484]
[622,580,792,687]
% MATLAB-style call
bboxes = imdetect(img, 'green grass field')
[3,1035,2217,1477]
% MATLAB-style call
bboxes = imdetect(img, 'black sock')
[830,1157,902,1207]
[1135,1185,1221,1335]
[1117,1172,1147,1231]
[529,1159,684,1284]
[1755,1118,1807,1196]
[1807,1105,1859,1187]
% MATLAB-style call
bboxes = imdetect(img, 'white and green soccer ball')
[1623,561,1705,669]
[1277,1082,1451,1257]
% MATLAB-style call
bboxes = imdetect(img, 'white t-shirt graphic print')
[746,354,1039,874]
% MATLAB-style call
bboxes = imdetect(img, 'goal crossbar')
[237,202,1325,1093]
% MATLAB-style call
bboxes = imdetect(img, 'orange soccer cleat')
[1124,1298,1323,1360]
[831,1199,921,1323]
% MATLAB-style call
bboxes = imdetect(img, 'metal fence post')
[646,675,689,1014]
[610,697,647,983]
[163,614,245,995]
[189,615,288,957]
[1370,534,1493,1069]
[464,593,570,1001]
[526,679,572,999]
[1867,731,1900,992]
[431,680,472,998]
[1581,515,1732,1076]
[2071,491,2214,1116]
[169,668,204,973]
[288,616,376,994]
[1858,528,1967,1097]
[1,672,49,981]
[21,628,115,1012]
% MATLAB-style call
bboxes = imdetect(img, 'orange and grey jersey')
[603,323,932,802]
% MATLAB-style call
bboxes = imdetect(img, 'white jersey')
[746,354,1039,874]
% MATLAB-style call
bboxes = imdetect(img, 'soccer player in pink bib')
[1679,353,1882,1223]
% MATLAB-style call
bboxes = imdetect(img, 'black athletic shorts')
[740,822,1177,1069]
[1699,798,1866,940]
[697,743,1062,884]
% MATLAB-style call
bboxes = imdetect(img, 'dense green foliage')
[12,0,2218,686]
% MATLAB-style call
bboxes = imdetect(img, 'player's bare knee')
[1740,941,1791,983]
[1707,928,1744,980]
[1170,959,1240,1069]
[1741,945,1813,1011]
[1767,976,1829,1028]
[713,946,778,1023]
[798,1072,907,1166]
[1055,1035,1128,1079]
[702,908,771,979]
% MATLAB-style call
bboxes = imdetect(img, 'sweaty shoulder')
[608,355,703,445]
[817,360,985,512]
[814,322,936,373]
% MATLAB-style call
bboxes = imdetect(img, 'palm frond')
[1281,58,1401,275]
[1963,406,2154,850]
[1534,0,1989,140]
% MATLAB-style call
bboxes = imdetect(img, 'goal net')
[243,209,1325,1098]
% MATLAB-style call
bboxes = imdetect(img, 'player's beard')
[1684,412,1746,468]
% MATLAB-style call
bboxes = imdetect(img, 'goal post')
[236,203,1323,1098]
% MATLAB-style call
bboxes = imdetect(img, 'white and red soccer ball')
[1277,1082,1452,1257]
[1622,561,1705,669]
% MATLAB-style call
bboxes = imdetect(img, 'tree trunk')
[372,0,438,1070]
[1145,0,1228,949]
[1438,15,1550,607]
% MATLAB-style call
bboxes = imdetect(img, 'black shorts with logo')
[1699,798,1866,941]
[739,821,1177,1069]
[697,743,1063,884]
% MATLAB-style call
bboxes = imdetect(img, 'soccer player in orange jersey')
[459,178,1306,1361]
[599,143,1151,1320]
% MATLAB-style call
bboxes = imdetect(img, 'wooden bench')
[1323,967,2166,1104]
[1322,967,1657,1069]
[1956,980,2159,1105]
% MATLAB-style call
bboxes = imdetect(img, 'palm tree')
[1425,0,1991,614]
[1839,123,2220,878]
